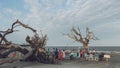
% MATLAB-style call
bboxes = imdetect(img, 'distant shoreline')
[45,46,120,47]
[45,46,120,52]
[20,45,120,51]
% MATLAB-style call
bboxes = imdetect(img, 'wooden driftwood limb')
[0,58,18,65]
[0,46,29,65]
[0,20,36,45]
[13,20,36,33]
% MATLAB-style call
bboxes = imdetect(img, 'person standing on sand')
[58,50,62,60]
[62,49,66,59]
[54,48,58,61]
[47,49,51,56]
[92,48,96,55]
[52,48,55,57]
[84,52,89,60]
[79,49,83,59]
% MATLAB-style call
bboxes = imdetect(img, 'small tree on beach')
[65,27,98,53]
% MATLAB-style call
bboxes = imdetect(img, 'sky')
[0,0,120,46]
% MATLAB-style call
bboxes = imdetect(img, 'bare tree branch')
[0,20,37,45]
[65,27,98,53]
[14,20,36,33]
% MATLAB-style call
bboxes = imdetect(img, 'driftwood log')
[0,20,52,65]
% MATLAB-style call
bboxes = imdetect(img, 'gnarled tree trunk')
[83,43,88,53]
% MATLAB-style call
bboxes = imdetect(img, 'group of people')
[69,48,97,61]
[46,48,107,63]
[46,48,66,63]
[84,49,99,61]
[75,48,106,61]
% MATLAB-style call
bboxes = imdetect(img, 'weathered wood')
[0,20,49,64]
[66,27,98,53]
[25,33,48,62]
[0,20,36,45]
[0,58,18,65]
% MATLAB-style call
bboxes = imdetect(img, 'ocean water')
[45,46,120,52]
[89,46,120,51]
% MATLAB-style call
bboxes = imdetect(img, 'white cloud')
[4,8,22,18]
[1,0,120,46]
[22,0,120,46]
[0,13,3,18]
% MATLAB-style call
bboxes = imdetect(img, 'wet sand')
[0,53,120,68]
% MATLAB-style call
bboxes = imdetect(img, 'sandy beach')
[0,53,120,68]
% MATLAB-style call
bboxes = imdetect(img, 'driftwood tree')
[66,27,98,53]
[0,20,48,64]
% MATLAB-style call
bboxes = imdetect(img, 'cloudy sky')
[0,0,120,46]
